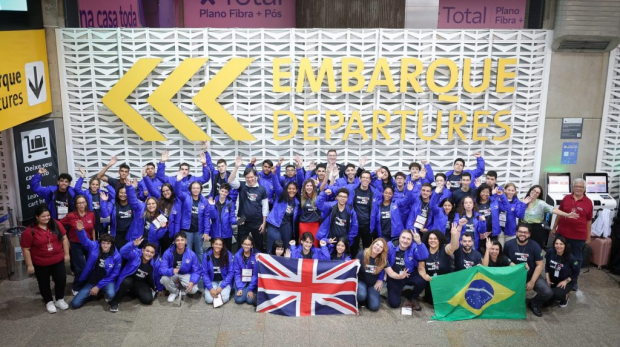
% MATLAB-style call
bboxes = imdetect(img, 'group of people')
[21,143,593,318]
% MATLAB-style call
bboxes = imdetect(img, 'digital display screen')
[548,175,570,193]
[585,175,608,193]
[0,0,28,11]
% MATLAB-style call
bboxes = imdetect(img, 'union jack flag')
[256,254,360,316]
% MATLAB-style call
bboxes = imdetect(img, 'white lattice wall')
[56,29,551,196]
[599,46,620,203]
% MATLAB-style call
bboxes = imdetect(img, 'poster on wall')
[78,0,142,28]
[438,0,526,29]
[12,119,59,221]
[183,0,295,28]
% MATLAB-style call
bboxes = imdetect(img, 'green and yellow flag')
[431,264,527,321]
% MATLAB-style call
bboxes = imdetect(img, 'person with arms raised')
[316,187,359,251]
[95,156,129,191]
[30,167,78,220]
[156,149,211,194]
[207,183,237,251]
[372,182,415,241]
[287,232,330,259]
[124,178,169,250]
[444,152,485,192]
[137,162,164,201]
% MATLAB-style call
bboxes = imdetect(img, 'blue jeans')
[234,284,257,305]
[266,223,293,254]
[184,231,204,264]
[71,282,116,309]
[69,241,88,291]
[566,238,585,285]
[204,280,232,304]
[386,272,427,308]
[357,281,381,311]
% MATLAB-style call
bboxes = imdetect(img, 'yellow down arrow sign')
[102,57,256,142]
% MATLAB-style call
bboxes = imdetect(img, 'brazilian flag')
[431,264,526,321]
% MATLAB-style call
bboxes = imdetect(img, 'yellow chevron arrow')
[193,58,256,141]
[147,58,210,141]
[101,58,165,141]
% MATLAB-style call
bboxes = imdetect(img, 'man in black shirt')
[454,234,482,270]
[96,155,130,191]
[504,223,552,317]
[451,172,477,207]
[349,171,376,257]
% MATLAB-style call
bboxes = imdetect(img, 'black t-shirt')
[380,203,392,239]
[212,255,223,282]
[454,248,482,271]
[545,249,578,284]
[423,247,453,276]
[302,250,313,259]
[353,187,372,227]
[356,250,381,285]
[214,174,227,194]
[503,239,543,281]
[488,255,511,267]
[300,199,321,223]
[282,200,295,224]
[463,215,476,236]
[115,203,132,234]
[330,207,349,239]
[173,250,183,269]
[189,199,200,233]
[447,173,462,192]
[55,190,70,218]
[392,250,406,274]
[88,253,110,284]
[477,200,492,231]
[452,188,476,206]
[238,184,268,223]
[134,260,154,288]
[143,217,152,240]
[91,192,101,224]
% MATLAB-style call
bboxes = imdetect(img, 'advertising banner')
[438,0,526,29]
[184,0,295,28]
[79,0,142,28]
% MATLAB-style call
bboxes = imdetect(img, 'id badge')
[414,215,427,230]
[499,212,507,228]
[47,243,53,252]
[242,268,252,282]
[554,269,560,277]
[58,206,68,219]
[433,272,437,277]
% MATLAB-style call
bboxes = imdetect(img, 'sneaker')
[571,284,579,292]
[167,293,178,303]
[558,296,569,308]
[110,302,119,312]
[412,300,422,311]
[71,290,78,296]
[55,299,69,310]
[46,301,57,314]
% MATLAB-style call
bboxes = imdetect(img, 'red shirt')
[20,222,67,266]
[59,211,96,243]
[557,194,593,241]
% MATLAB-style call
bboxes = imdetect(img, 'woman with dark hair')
[233,235,260,305]
[523,185,578,248]
[125,179,168,251]
[433,173,452,201]
[371,183,415,241]
[101,185,133,250]
[288,232,330,259]
[475,183,508,252]
[74,167,106,239]
[266,180,299,252]
[71,225,121,309]
[328,237,351,261]
[377,166,395,189]
[207,183,236,251]
[60,194,95,293]
[356,237,388,311]
[482,238,513,267]
[417,224,462,304]
[175,181,210,264]
[21,206,70,313]
[298,179,322,247]
[456,196,487,250]
[203,238,234,305]
[143,171,182,252]
[497,183,529,245]
[545,235,578,307]
[269,239,285,256]
[428,193,459,240]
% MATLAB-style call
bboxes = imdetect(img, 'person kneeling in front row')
[233,236,260,305]
[544,235,578,308]
[160,231,201,304]
[202,238,234,305]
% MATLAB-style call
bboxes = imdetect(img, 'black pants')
[111,276,154,305]
[350,225,372,258]
[159,234,173,254]
[528,223,548,249]
[222,237,233,252]
[115,232,129,251]
[34,260,66,303]
[544,281,573,306]
[238,220,264,252]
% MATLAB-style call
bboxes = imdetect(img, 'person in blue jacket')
[333,163,360,188]
[100,185,133,250]
[245,157,278,205]
[279,156,305,188]
[445,152,485,192]
[405,183,437,233]
[202,238,234,305]
[71,225,121,309]
[207,183,237,251]
[31,167,77,220]
[406,160,435,186]
[125,180,168,250]
[326,236,351,261]
[428,194,459,240]
[287,233,330,259]
[499,183,530,245]
[384,229,429,310]
[456,196,487,250]
[109,237,162,312]
[475,184,510,252]
[142,172,182,252]
[137,162,164,201]
[266,180,299,252]
[316,188,359,248]
[371,182,415,241]
[160,231,202,304]
[203,146,240,203]
[74,167,106,238]
[156,149,211,194]
[233,236,260,305]
[175,181,210,263]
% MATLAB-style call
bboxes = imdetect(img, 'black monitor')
[546,172,571,194]
[582,173,609,194]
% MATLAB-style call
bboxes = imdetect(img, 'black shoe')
[558,296,569,308]
[110,302,119,313]
[571,284,579,292]
[530,304,543,317]
[412,300,422,311]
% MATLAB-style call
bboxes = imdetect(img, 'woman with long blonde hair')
[356,237,388,311]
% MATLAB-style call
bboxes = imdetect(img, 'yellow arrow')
[102,58,166,141]
[193,58,256,141]
[147,58,210,141]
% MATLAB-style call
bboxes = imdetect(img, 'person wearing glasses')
[551,178,593,291]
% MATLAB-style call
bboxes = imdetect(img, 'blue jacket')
[315,191,359,245]
[326,243,352,261]
[125,185,168,245]
[156,159,210,195]
[445,157,486,190]
[387,238,429,273]
[289,244,330,260]
[405,192,439,232]
[204,151,240,202]
[371,189,415,239]
[499,194,527,236]
[116,242,163,292]
[76,229,122,289]
[144,177,183,235]
[479,194,511,237]
[333,177,360,188]
[201,248,234,291]
[428,195,460,234]
[267,174,299,228]
[245,163,279,204]
[279,168,305,188]
[159,245,202,284]
[175,186,210,236]
[137,175,164,201]
[30,173,78,219]
[459,211,487,249]
[207,198,237,239]
[405,163,435,185]
[233,248,260,291]
[100,185,130,237]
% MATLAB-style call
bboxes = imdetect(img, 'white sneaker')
[55,299,69,310]
[167,293,178,303]
[46,301,57,314]
[71,290,78,296]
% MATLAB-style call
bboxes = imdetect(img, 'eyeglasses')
[517,230,530,234]
[574,186,585,189]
